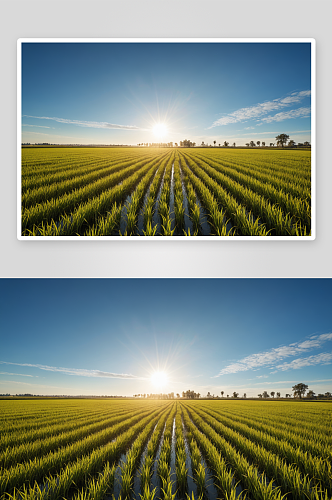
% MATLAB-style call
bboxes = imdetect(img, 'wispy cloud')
[208,90,311,128]
[275,352,332,371]
[0,371,36,378]
[22,124,51,129]
[22,115,146,131]
[261,107,311,124]
[0,380,73,390]
[0,361,145,380]
[212,333,332,377]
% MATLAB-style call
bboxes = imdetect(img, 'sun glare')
[152,123,168,139]
[151,371,168,389]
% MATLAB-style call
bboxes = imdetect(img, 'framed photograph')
[18,39,315,240]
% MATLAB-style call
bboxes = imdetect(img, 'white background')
[1,0,331,278]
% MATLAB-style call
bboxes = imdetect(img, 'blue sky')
[21,42,312,146]
[1,279,331,397]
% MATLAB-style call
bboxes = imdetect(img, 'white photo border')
[17,38,316,241]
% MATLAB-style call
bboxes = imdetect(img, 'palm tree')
[221,391,224,397]
[213,140,216,147]
[258,394,262,398]
[245,143,250,147]
[271,391,275,398]
[232,142,236,147]
[277,392,281,398]
[262,142,265,147]
[250,141,255,147]
[257,141,260,147]
[223,141,229,147]
[233,392,239,398]
[218,143,221,147]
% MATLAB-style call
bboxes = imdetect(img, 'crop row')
[0,403,163,494]
[0,404,158,469]
[22,152,158,206]
[21,148,312,236]
[180,153,310,235]
[22,152,171,236]
[197,402,332,457]
[1,400,329,500]
[183,403,330,500]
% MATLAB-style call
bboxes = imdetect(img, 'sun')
[152,123,168,139]
[151,371,169,390]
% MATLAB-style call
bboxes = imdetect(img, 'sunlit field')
[21,147,311,237]
[0,399,329,500]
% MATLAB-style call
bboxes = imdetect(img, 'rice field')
[0,398,330,500]
[20,147,312,237]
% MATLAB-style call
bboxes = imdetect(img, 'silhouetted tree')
[275,134,289,147]
[292,383,308,399]
[257,141,260,147]
[223,141,229,147]
[250,141,255,147]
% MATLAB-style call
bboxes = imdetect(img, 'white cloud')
[260,107,311,124]
[22,115,146,131]
[0,371,35,378]
[213,333,332,377]
[22,124,51,129]
[208,90,311,128]
[276,352,332,371]
[0,361,145,380]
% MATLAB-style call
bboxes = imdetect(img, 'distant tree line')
[245,134,310,148]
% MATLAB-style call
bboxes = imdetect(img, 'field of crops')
[20,147,312,237]
[0,399,330,500]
